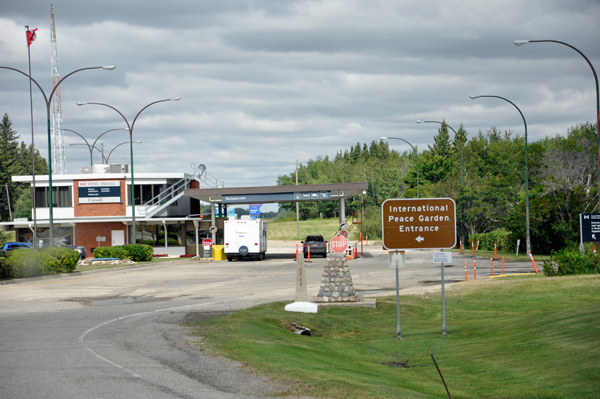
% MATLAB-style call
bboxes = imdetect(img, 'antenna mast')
[50,4,66,174]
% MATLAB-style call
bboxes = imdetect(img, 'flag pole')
[26,25,38,249]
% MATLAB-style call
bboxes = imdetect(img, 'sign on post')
[330,235,348,253]
[388,251,406,269]
[202,238,213,248]
[382,198,456,250]
[339,230,349,239]
[340,221,348,230]
[209,225,218,234]
[433,252,452,263]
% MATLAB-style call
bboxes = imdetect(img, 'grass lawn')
[191,274,600,398]
[269,218,362,241]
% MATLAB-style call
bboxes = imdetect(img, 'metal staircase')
[139,169,223,218]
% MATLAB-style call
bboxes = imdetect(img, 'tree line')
[0,113,48,222]
[277,121,598,254]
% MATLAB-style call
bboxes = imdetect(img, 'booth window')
[34,186,72,207]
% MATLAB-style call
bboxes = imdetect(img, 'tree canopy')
[277,121,599,254]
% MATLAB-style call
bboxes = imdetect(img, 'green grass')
[269,218,362,241]
[191,275,600,398]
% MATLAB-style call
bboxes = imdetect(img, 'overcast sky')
[1,0,599,193]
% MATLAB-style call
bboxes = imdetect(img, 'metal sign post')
[388,251,406,340]
[433,251,452,336]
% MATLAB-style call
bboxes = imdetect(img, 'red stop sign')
[339,230,349,238]
[330,235,348,253]
[202,238,213,248]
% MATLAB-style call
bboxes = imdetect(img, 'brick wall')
[74,178,126,217]
[76,222,128,258]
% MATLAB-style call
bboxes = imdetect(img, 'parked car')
[301,235,328,258]
[1,242,33,256]
[66,245,87,260]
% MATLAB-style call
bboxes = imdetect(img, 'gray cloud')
[0,0,598,193]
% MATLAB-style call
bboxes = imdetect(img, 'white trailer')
[224,217,268,261]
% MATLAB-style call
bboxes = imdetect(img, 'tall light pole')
[77,98,180,243]
[381,137,419,198]
[0,65,115,246]
[64,128,128,165]
[515,39,600,211]
[416,120,464,186]
[470,94,531,254]
[106,141,141,164]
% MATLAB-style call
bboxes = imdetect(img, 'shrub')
[93,244,153,262]
[44,247,79,273]
[543,247,600,276]
[469,229,511,251]
[122,244,153,262]
[7,249,44,277]
[5,247,78,278]
[158,238,180,246]
[0,256,18,279]
[93,246,129,260]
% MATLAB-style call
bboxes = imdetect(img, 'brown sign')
[382,198,456,250]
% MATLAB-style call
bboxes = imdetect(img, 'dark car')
[301,235,328,258]
[1,242,33,256]
[66,245,87,260]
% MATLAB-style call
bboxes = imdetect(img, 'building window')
[34,186,72,207]
[128,184,168,206]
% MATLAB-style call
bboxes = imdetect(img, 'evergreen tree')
[428,120,452,157]
[0,114,48,221]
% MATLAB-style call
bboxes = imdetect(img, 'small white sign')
[209,225,218,234]
[340,221,348,230]
[96,236,106,242]
[388,250,406,268]
[433,252,452,263]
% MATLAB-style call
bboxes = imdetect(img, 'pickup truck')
[301,235,328,258]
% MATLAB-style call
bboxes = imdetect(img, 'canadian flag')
[26,28,37,46]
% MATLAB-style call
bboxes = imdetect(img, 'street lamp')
[416,120,464,186]
[0,65,115,246]
[77,97,180,243]
[470,94,531,254]
[106,141,141,164]
[64,128,129,165]
[515,39,600,211]
[69,140,141,164]
[68,142,103,164]
[381,137,419,198]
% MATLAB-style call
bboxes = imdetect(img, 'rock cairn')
[316,253,361,303]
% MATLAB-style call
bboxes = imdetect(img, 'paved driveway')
[0,243,538,398]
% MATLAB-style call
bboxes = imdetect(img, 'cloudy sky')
[1,0,599,192]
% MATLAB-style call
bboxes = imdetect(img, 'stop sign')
[330,235,348,253]
[339,230,349,238]
[202,238,213,248]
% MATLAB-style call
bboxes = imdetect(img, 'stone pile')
[316,253,361,303]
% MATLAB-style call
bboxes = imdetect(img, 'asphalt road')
[0,243,539,398]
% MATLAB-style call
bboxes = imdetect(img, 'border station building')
[4,164,367,257]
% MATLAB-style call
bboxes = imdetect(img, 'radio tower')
[50,4,66,174]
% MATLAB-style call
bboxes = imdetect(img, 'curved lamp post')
[64,128,129,165]
[416,120,464,186]
[77,98,180,243]
[515,39,600,211]
[106,141,141,164]
[68,142,104,164]
[470,94,531,254]
[381,136,419,198]
[69,140,141,164]
[0,65,115,246]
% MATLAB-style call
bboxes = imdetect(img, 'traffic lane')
[0,297,292,399]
